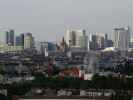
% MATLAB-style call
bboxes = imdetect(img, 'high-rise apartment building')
[65,29,88,50]
[113,26,130,51]
[89,33,108,50]
[24,33,34,49]
[15,33,24,47]
[6,29,15,46]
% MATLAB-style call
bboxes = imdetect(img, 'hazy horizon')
[0,0,132,41]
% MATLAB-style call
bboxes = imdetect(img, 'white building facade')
[113,27,130,51]
[24,33,34,49]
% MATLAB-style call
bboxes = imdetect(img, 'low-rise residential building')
[0,43,23,53]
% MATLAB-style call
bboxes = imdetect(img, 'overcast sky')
[0,0,132,41]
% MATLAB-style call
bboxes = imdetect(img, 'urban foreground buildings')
[0,26,133,100]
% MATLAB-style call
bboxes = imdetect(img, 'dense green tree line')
[1,74,132,96]
[0,73,132,100]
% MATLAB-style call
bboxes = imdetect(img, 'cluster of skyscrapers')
[65,29,88,50]
[0,26,131,54]
[64,29,111,51]
[64,26,131,52]
[0,29,34,53]
[6,30,34,49]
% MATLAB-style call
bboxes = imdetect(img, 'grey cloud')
[0,0,132,41]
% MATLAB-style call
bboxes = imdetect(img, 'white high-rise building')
[113,26,130,51]
[24,33,34,49]
[65,29,88,50]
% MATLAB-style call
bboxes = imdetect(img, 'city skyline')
[0,26,131,43]
[0,0,133,41]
